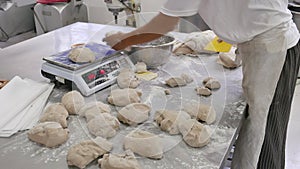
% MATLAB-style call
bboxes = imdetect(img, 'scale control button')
[88,73,96,80]
[99,69,106,75]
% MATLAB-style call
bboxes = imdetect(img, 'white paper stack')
[0,76,54,137]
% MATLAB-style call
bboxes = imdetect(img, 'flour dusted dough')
[135,62,147,73]
[67,137,113,169]
[68,47,96,63]
[27,122,69,148]
[165,77,186,87]
[183,102,216,124]
[108,88,142,107]
[195,86,212,96]
[117,68,140,89]
[117,103,151,126]
[124,129,163,159]
[154,110,191,135]
[78,101,111,122]
[179,119,211,148]
[98,150,141,169]
[87,113,120,138]
[61,90,85,115]
[203,77,221,90]
[39,103,69,128]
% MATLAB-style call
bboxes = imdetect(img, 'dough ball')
[135,62,147,73]
[87,113,120,138]
[203,77,221,90]
[154,110,191,135]
[27,122,69,148]
[179,119,211,148]
[117,68,140,89]
[164,89,171,95]
[61,90,85,115]
[117,103,151,126]
[183,102,216,124]
[181,73,193,83]
[78,101,111,121]
[195,86,212,96]
[67,137,112,169]
[98,150,141,169]
[39,103,69,128]
[107,88,142,107]
[124,129,163,159]
[165,77,186,87]
[173,44,194,55]
[68,47,96,63]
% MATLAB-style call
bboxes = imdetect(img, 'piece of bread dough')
[68,47,96,63]
[179,119,211,148]
[217,47,241,69]
[195,86,212,96]
[39,103,69,128]
[154,110,191,135]
[183,102,216,124]
[61,90,85,115]
[107,88,142,107]
[124,129,163,159]
[165,77,187,87]
[117,68,140,89]
[117,103,151,126]
[78,101,111,122]
[87,113,120,138]
[135,62,147,73]
[67,137,113,169]
[203,77,221,90]
[181,73,193,83]
[98,150,141,169]
[27,122,69,148]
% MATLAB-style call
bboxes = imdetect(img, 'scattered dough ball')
[27,122,69,148]
[135,62,147,73]
[67,137,112,169]
[218,48,241,69]
[124,129,163,159]
[195,86,212,96]
[61,90,85,115]
[87,113,120,138]
[78,101,111,121]
[154,110,191,135]
[203,77,221,90]
[98,150,141,169]
[107,88,142,107]
[68,46,96,63]
[117,103,151,126]
[165,77,186,87]
[117,68,140,89]
[173,44,194,55]
[164,89,171,95]
[179,119,211,148]
[39,103,69,128]
[181,73,193,83]
[183,102,216,124]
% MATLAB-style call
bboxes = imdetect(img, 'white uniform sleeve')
[160,0,200,17]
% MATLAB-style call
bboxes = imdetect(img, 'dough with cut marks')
[108,88,142,107]
[124,129,163,159]
[87,113,120,138]
[183,102,216,124]
[67,137,112,169]
[117,68,140,89]
[61,90,85,115]
[68,47,95,63]
[179,119,211,148]
[78,101,111,122]
[117,103,151,126]
[98,150,141,169]
[27,122,69,148]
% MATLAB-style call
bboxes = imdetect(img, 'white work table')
[0,22,246,169]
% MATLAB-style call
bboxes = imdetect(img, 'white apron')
[231,21,294,169]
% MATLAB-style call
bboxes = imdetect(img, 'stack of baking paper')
[0,76,54,137]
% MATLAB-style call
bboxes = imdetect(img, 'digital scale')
[41,43,135,96]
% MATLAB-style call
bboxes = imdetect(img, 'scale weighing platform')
[41,43,135,96]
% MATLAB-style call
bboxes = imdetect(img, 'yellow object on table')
[136,71,158,81]
[204,36,232,52]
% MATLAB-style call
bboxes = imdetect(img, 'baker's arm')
[103,12,179,50]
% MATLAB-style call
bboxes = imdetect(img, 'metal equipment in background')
[0,0,35,41]
[41,43,136,96]
[33,0,88,35]
[104,0,141,27]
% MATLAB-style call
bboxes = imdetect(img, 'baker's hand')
[103,31,125,49]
